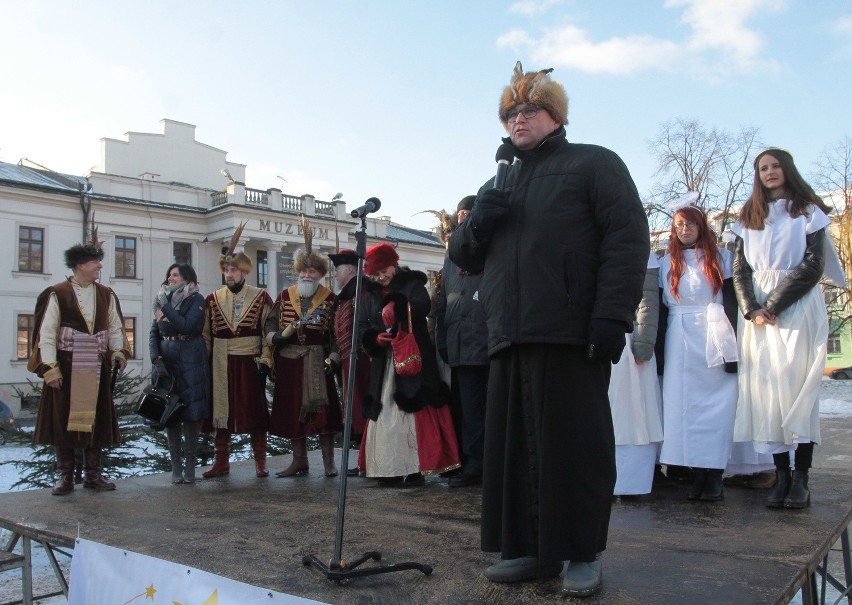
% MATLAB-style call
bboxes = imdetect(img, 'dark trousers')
[455,365,489,471]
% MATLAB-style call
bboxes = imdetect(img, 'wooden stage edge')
[2,417,852,605]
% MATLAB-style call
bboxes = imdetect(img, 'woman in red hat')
[357,242,460,486]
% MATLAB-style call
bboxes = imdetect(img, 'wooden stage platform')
[2,416,852,604]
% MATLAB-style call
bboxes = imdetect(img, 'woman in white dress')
[659,201,740,502]
[609,252,663,497]
[732,147,845,509]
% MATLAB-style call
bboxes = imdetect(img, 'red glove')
[376,331,394,347]
[382,302,396,328]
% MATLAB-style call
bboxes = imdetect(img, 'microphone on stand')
[494,143,514,189]
[350,197,382,218]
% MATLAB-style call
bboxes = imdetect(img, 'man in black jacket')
[449,61,649,597]
[436,195,489,488]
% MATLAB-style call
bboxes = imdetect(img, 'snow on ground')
[1,378,850,604]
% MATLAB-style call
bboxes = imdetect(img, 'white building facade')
[1,119,446,416]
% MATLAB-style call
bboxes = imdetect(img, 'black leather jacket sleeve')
[732,235,761,319]
[764,228,826,317]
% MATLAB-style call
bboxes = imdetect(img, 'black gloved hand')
[271,331,288,350]
[324,357,339,377]
[258,363,271,381]
[469,189,511,235]
[585,318,627,364]
[153,357,168,383]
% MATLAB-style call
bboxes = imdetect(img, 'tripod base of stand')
[303,551,433,583]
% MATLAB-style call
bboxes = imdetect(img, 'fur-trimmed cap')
[64,243,104,269]
[364,243,399,275]
[499,61,568,126]
[293,215,330,275]
[219,221,253,273]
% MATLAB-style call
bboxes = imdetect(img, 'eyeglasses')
[673,221,698,231]
[504,105,541,124]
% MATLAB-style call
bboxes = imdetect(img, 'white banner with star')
[67,538,329,605]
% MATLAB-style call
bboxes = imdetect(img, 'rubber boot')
[784,470,810,509]
[319,434,338,477]
[251,432,269,478]
[202,431,231,478]
[166,425,184,484]
[183,422,199,484]
[766,469,792,508]
[83,447,116,490]
[700,469,724,502]
[687,468,707,500]
[52,447,75,496]
[276,437,309,477]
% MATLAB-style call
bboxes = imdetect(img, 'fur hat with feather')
[64,213,105,268]
[218,221,252,273]
[293,215,330,275]
[499,61,568,126]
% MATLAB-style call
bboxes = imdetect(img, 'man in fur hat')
[435,195,490,489]
[327,249,371,476]
[262,228,342,478]
[202,231,273,479]
[450,62,650,597]
[29,240,130,495]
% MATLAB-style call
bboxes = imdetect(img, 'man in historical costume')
[435,196,490,489]
[202,225,273,479]
[263,221,342,478]
[29,240,131,496]
[449,62,649,597]
[327,249,371,477]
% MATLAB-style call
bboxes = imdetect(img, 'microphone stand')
[303,214,433,582]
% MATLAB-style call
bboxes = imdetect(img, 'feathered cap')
[293,215,330,275]
[218,221,252,273]
[499,61,568,125]
[65,213,105,268]
[418,209,458,245]
[364,242,399,275]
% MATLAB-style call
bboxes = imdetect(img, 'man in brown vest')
[29,240,130,496]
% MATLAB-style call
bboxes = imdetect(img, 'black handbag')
[135,371,186,428]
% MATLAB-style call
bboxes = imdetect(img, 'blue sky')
[1,1,850,231]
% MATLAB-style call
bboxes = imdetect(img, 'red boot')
[202,431,231,478]
[251,432,268,478]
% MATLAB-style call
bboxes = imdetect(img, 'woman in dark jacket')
[357,243,459,486]
[149,263,210,484]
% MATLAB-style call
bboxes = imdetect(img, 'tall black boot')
[687,468,708,500]
[784,470,810,509]
[166,425,184,484]
[700,469,724,502]
[766,469,791,508]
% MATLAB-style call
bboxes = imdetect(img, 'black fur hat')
[64,243,104,269]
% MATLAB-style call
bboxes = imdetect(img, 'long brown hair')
[667,206,724,301]
[739,148,830,230]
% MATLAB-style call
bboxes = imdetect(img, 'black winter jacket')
[434,254,489,367]
[149,292,211,423]
[449,127,650,356]
[358,268,448,419]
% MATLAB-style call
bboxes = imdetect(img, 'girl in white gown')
[732,147,846,509]
[609,252,663,496]
[659,201,740,502]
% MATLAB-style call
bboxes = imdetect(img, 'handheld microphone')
[350,197,382,219]
[494,143,514,189]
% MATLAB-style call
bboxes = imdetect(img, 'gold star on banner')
[202,589,218,604]
[145,584,156,599]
